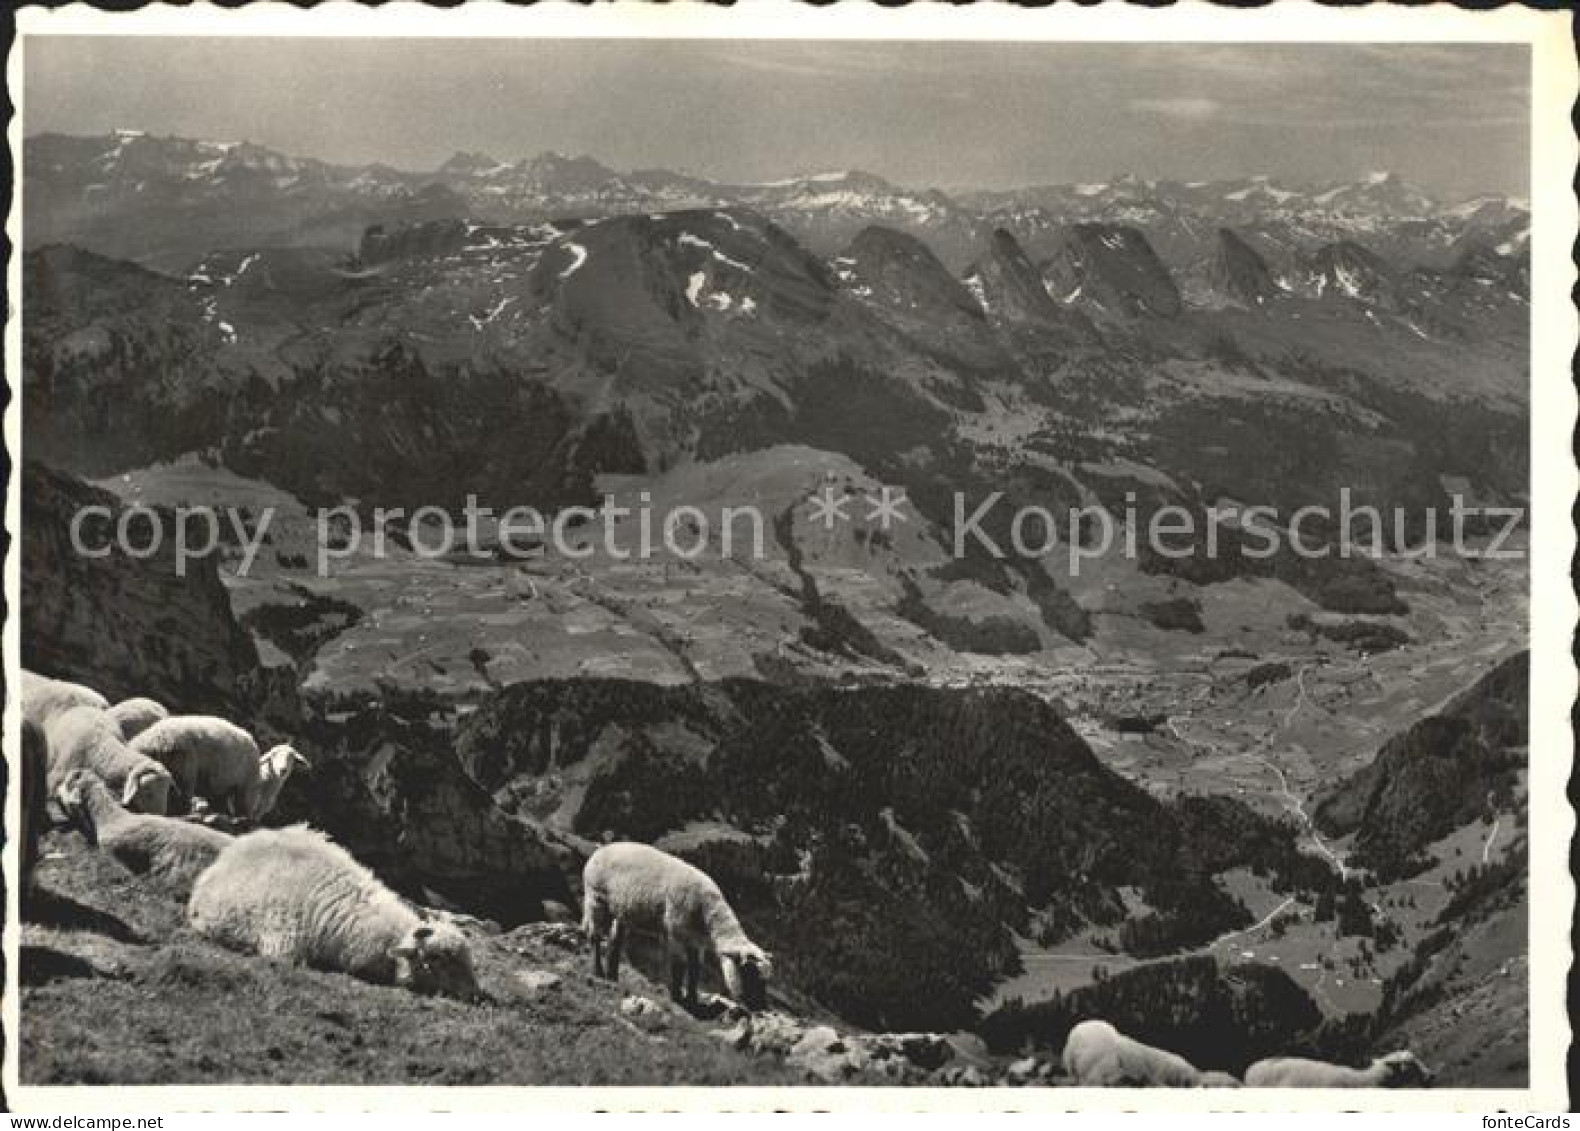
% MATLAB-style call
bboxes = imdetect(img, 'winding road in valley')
[1209,895,1297,950]
[1168,678,1352,882]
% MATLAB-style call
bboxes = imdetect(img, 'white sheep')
[128,715,262,817]
[108,697,169,741]
[1244,1050,1433,1088]
[22,670,109,730]
[188,825,481,1000]
[55,768,233,891]
[44,704,173,814]
[1200,1070,1244,1088]
[582,841,772,1010]
[249,744,311,820]
[21,718,49,891]
[1061,1020,1208,1087]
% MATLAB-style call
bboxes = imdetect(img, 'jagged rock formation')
[1295,239,1400,307]
[1206,228,1282,306]
[834,225,1010,373]
[966,228,1069,323]
[1040,223,1182,318]
[960,228,1096,359]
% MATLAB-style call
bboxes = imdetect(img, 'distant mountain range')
[25,131,1529,275]
[22,127,1531,654]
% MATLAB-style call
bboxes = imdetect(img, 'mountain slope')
[1314,651,1527,879]
[22,831,797,1085]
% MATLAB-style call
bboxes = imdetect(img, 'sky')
[23,38,1530,199]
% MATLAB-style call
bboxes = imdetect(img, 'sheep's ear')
[291,750,311,769]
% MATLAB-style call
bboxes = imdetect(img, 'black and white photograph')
[4,2,1573,1112]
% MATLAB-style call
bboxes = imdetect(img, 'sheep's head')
[262,744,310,779]
[719,943,773,1011]
[122,763,173,815]
[55,769,106,845]
[252,745,310,819]
[1378,1050,1433,1088]
[392,920,482,1002]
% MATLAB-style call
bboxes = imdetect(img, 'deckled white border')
[4,0,1574,1113]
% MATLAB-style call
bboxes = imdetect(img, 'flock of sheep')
[17,671,773,1012]
[17,668,1429,1087]
[1060,1021,1432,1089]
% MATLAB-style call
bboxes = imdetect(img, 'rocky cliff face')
[279,698,587,920]
[21,462,263,716]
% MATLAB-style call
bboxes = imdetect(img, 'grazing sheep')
[248,744,311,820]
[21,718,49,891]
[129,715,261,816]
[1061,1020,1207,1087]
[1244,1050,1433,1088]
[582,841,772,1011]
[1200,1070,1244,1088]
[55,769,233,890]
[108,697,169,741]
[188,825,481,1000]
[22,670,108,730]
[45,705,173,814]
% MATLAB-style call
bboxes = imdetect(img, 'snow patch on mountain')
[468,295,517,330]
[559,242,589,279]
[962,273,987,311]
[678,232,752,273]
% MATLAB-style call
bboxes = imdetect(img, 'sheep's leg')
[585,896,613,978]
[668,940,687,1003]
[605,919,624,979]
[684,947,701,1007]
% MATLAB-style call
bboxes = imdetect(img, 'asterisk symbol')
[807,485,851,530]
[864,485,909,530]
